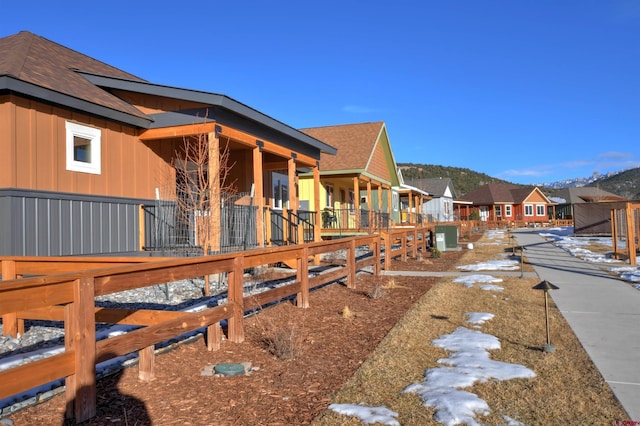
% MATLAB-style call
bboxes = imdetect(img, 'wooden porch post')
[353,177,360,228]
[288,157,297,211]
[387,188,393,225]
[367,180,373,231]
[313,163,321,242]
[208,131,221,253]
[253,145,265,247]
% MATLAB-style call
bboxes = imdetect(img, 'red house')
[461,183,552,225]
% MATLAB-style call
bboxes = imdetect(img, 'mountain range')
[398,163,640,200]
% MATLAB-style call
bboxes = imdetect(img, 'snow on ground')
[452,274,504,291]
[457,259,520,272]
[330,277,532,426]
[541,227,640,286]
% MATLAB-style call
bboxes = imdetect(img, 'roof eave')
[0,75,152,128]
[79,73,337,155]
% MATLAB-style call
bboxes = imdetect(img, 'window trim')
[271,171,289,210]
[505,204,512,217]
[66,121,101,175]
[524,204,534,216]
[536,204,546,216]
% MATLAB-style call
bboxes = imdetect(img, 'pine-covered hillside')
[398,163,513,196]
[588,167,640,200]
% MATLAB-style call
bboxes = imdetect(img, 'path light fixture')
[519,246,525,279]
[532,280,560,353]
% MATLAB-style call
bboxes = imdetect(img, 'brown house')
[0,31,336,256]
[461,183,552,225]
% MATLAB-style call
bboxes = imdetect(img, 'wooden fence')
[0,227,433,423]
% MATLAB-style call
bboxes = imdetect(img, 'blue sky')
[4,0,639,184]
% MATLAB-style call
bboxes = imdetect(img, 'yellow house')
[298,121,404,236]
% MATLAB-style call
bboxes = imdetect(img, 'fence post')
[1,260,20,337]
[206,322,223,351]
[296,246,310,308]
[381,231,390,271]
[373,237,381,276]
[64,277,97,423]
[412,228,418,258]
[401,231,407,262]
[227,256,245,343]
[138,346,155,382]
[347,239,357,289]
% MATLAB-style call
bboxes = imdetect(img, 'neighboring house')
[461,183,552,224]
[404,177,458,222]
[297,122,403,233]
[0,31,336,256]
[548,187,627,219]
[548,187,628,235]
[394,177,431,226]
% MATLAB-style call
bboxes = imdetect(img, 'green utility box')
[434,225,460,251]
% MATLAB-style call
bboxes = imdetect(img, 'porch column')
[253,145,265,247]
[208,131,221,253]
[313,163,321,242]
[353,177,360,228]
[366,180,373,230]
[288,157,297,211]
[387,188,393,225]
[377,184,383,212]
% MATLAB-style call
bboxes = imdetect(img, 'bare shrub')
[366,277,388,299]
[253,307,304,361]
[262,324,303,360]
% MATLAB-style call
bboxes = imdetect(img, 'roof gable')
[301,121,400,185]
[404,178,457,198]
[464,183,550,205]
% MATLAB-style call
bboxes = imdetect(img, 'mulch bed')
[6,237,479,425]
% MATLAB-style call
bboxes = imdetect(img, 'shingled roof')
[463,183,541,205]
[301,122,385,172]
[404,177,457,198]
[552,187,627,204]
[0,31,149,122]
[0,31,336,154]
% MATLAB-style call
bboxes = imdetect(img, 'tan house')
[0,31,336,256]
[298,121,426,235]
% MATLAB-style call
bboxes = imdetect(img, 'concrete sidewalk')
[514,228,640,420]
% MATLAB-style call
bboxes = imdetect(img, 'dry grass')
[313,232,628,425]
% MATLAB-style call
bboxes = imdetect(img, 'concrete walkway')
[514,228,640,420]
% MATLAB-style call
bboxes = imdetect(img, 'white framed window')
[495,205,502,217]
[524,204,534,216]
[349,190,355,213]
[66,121,101,174]
[505,205,512,217]
[536,204,546,216]
[272,171,289,209]
[325,184,334,208]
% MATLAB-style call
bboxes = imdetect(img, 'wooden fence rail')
[0,229,427,423]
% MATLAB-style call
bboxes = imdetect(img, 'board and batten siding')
[0,95,173,200]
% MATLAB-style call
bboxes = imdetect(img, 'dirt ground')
[6,243,474,426]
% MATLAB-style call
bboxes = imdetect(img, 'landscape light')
[532,280,560,353]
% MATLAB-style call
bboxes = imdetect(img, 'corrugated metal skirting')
[0,192,140,256]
